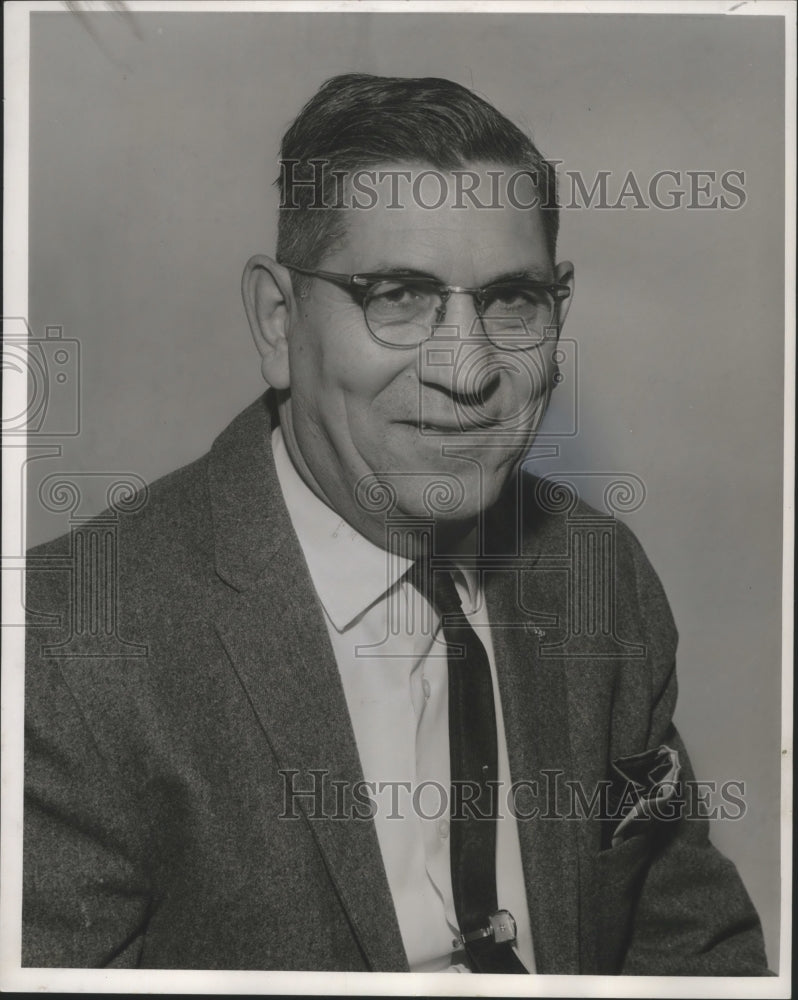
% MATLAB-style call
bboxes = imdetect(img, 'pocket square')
[607,744,681,848]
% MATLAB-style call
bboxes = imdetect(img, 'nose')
[419,291,502,403]
[436,287,484,340]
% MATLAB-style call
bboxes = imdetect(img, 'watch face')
[490,910,517,944]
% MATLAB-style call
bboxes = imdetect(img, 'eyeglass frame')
[279,261,571,351]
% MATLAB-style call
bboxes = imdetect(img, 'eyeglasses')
[280,263,571,352]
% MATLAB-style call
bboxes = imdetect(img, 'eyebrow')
[486,267,553,284]
[359,264,554,285]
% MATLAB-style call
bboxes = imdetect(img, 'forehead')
[330,162,551,283]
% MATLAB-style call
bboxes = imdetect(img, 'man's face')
[279,162,573,548]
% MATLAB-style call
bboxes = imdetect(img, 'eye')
[370,280,427,305]
[483,284,548,313]
[366,279,438,323]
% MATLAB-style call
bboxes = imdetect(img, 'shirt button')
[422,679,431,699]
[439,819,450,839]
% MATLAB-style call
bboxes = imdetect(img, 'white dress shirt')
[272,426,535,973]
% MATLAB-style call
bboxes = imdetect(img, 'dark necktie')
[411,563,528,974]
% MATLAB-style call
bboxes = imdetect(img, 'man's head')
[272,74,560,280]
[242,73,573,553]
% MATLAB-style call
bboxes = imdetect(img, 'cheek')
[290,306,361,393]
[489,349,555,430]
[289,309,408,424]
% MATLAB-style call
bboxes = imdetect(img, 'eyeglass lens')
[364,278,556,350]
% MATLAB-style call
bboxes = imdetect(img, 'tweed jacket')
[23,393,769,973]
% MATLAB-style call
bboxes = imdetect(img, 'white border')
[7,0,798,11]
[779,0,796,982]
[1,0,31,989]
[2,1,794,996]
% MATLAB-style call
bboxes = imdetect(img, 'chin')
[355,433,520,517]
[387,465,508,522]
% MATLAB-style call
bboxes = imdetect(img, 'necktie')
[411,563,528,974]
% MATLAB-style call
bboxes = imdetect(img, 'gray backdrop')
[25,10,784,968]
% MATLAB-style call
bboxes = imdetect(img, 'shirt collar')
[272,426,482,628]
[450,545,479,614]
[272,426,412,632]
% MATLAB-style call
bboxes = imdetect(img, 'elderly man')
[23,73,768,974]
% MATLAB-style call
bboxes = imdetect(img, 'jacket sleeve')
[24,607,152,968]
[617,523,771,975]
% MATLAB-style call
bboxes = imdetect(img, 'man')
[23,73,769,974]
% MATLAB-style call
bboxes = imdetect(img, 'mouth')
[403,417,504,434]
[418,421,465,434]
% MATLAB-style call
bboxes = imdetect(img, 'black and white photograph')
[1,1,793,995]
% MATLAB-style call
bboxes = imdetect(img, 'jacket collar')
[207,393,290,591]
[205,391,409,971]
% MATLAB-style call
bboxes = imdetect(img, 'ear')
[554,260,575,329]
[241,255,296,389]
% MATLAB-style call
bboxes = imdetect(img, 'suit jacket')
[23,393,769,973]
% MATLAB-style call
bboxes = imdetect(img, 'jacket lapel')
[204,395,408,972]
[485,496,581,974]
